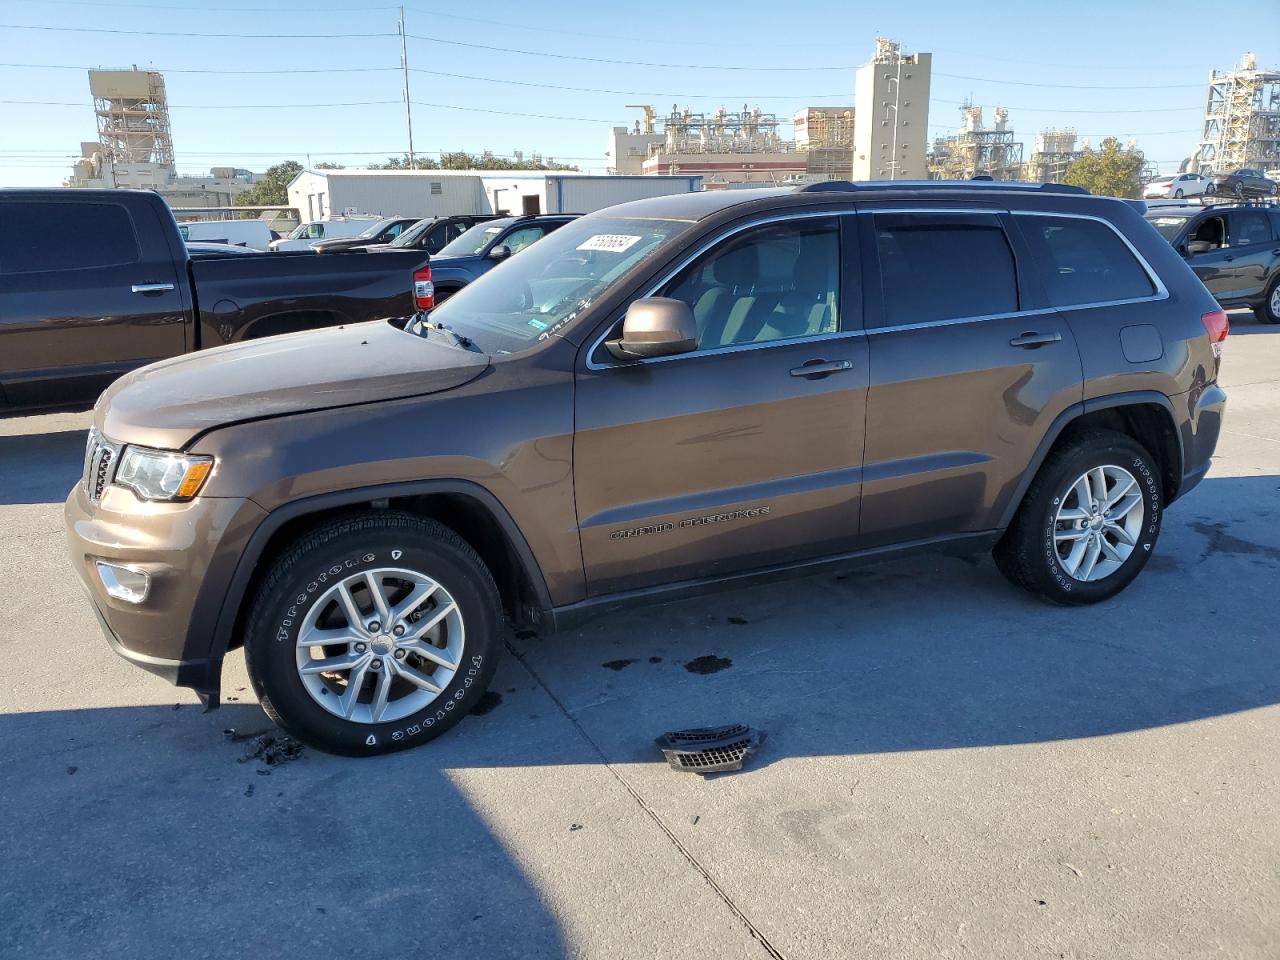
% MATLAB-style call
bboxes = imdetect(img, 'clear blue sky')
[0,0,1275,187]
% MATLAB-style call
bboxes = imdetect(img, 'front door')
[856,208,1085,548]
[1224,208,1279,302]
[574,214,868,595]
[1185,213,1243,302]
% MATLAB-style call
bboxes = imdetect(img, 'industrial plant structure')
[853,38,932,181]
[64,68,257,208]
[1023,129,1082,184]
[1195,53,1280,173]
[928,104,1025,181]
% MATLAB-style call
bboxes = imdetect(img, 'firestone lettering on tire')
[275,553,380,642]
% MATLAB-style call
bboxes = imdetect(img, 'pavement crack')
[506,639,787,960]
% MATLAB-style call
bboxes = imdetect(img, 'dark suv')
[67,181,1227,755]
[427,214,577,302]
[1146,203,1280,323]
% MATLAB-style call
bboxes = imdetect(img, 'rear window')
[1146,215,1189,240]
[1017,215,1155,307]
[873,214,1018,326]
[0,200,140,274]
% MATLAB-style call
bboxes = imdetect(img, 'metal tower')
[89,69,175,167]
[1195,53,1280,173]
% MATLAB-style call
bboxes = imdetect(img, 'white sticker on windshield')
[577,234,642,253]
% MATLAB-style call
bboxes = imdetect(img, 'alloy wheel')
[295,567,465,724]
[1053,465,1145,582]
[1271,283,1280,320]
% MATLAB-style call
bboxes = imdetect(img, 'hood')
[97,319,489,450]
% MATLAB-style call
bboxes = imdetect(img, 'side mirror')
[1186,240,1213,256]
[488,244,512,262]
[606,298,698,360]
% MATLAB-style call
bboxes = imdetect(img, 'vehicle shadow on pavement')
[0,429,84,506]
[509,474,1280,769]
[2,698,574,959]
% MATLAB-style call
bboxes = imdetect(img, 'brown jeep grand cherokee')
[66,182,1228,755]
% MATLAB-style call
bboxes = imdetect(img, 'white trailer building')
[287,169,702,221]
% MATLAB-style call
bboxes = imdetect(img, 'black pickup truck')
[0,189,429,411]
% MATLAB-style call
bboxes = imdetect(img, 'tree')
[235,160,304,209]
[1062,138,1145,199]
[369,151,578,172]
[314,161,346,170]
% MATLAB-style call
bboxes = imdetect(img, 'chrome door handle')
[131,282,175,294]
[1008,331,1062,349]
[789,358,853,379]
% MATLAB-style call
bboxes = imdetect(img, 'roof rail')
[795,179,1089,196]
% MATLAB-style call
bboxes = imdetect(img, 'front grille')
[655,723,766,775]
[81,428,121,504]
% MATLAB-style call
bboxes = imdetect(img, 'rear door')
[1183,213,1240,302]
[856,206,1083,548]
[574,213,868,594]
[0,196,187,408]
[1225,208,1278,300]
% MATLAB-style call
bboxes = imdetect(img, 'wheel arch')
[1000,392,1184,529]
[207,480,553,673]
[239,309,346,341]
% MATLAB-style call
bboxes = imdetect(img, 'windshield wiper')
[431,320,480,352]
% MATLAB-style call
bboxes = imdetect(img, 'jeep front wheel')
[244,512,502,756]
[994,430,1162,605]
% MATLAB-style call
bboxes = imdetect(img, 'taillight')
[1201,308,1228,357]
[413,264,434,312]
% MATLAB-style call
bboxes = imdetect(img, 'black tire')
[1235,182,1245,198]
[244,511,502,756]
[1206,183,1216,195]
[1174,189,1183,199]
[1256,275,1280,325]
[993,430,1163,605]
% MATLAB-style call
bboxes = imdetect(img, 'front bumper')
[65,481,267,699]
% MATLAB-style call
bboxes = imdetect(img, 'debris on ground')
[727,616,749,625]
[684,655,733,675]
[225,729,304,767]
[655,723,765,775]
[65,765,77,776]
[602,658,636,671]
[569,823,583,832]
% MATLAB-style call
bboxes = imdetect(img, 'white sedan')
[1143,173,1216,199]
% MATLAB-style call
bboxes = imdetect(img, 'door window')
[1192,215,1226,249]
[0,201,140,274]
[1230,210,1274,245]
[1017,214,1155,306]
[500,225,546,254]
[659,218,841,349]
[872,214,1017,326]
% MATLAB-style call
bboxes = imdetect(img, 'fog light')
[96,561,151,604]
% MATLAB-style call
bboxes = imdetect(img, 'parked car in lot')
[309,215,420,254]
[268,215,381,251]
[1145,203,1280,323]
[363,214,501,256]
[177,218,273,250]
[1212,168,1278,199]
[1143,172,1215,200]
[428,214,577,302]
[67,180,1227,756]
[0,189,430,411]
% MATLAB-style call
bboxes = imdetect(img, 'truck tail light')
[1201,308,1228,357]
[413,264,434,312]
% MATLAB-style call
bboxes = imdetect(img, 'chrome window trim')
[583,205,1168,371]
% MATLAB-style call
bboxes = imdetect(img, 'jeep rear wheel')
[1255,276,1280,324]
[244,512,502,756]
[994,430,1162,605]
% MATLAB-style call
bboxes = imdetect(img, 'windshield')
[286,223,310,239]
[1146,215,1189,240]
[426,216,691,355]
[437,222,509,258]
[390,218,433,248]
[356,218,396,239]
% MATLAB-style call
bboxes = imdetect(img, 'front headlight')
[114,446,214,502]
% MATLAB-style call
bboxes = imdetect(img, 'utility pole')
[398,7,416,169]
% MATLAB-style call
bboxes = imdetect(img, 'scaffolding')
[1023,128,1081,183]
[652,104,790,155]
[928,104,1025,181]
[1195,53,1280,173]
[89,69,175,167]
[794,107,854,181]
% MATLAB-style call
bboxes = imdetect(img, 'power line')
[0,22,395,38]
[0,61,399,75]
[934,71,1201,90]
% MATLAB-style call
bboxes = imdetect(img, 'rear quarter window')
[1017,215,1155,307]
[0,200,141,274]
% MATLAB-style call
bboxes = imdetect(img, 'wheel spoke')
[298,626,361,649]
[1102,477,1137,511]
[390,659,442,694]
[300,651,367,675]
[1055,527,1089,543]
[1057,507,1090,522]
[1071,474,1092,510]
[1078,537,1103,580]
[1062,537,1089,576]
[369,664,394,722]
[365,572,391,625]
[1106,493,1143,523]
[400,639,459,672]
[1089,467,1108,508]
[1099,536,1126,563]
[1107,522,1137,546]
[405,601,456,641]
[335,581,367,635]
[390,580,438,625]
[341,658,373,718]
